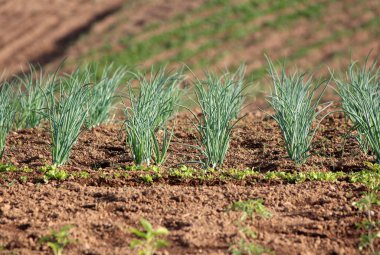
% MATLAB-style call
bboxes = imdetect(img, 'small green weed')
[231,236,273,255]
[40,225,73,255]
[264,170,345,183]
[19,175,28,183]
[230,199,272,221]
[169,165,196,179]
[353,162,380,254]
[140,174,154,184]
[79,171,89,179]
[0,163,17,172]
[20,166,33,173]
[129,218,169,255]
[71,171,90,179]
[40,165,69,182]
[223,168,258,180]
[125,165,160,173]
[229,199,273,255]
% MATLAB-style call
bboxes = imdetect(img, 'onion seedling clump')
[0,82,16,158]
[125,68,182,166]
[12,66,49,130]
[43,70,91,166]
[267,57,330,164]
[190,67,246,169]
[335,58,380,162]
[83,64,126,128]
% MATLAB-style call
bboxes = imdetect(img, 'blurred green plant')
[39,164,69,182]
[129,218,169,255]
[40,225,73,255]
[229,199,273,255]
[352,162,380,254]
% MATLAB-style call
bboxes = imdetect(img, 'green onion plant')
[43,71,91,166]
[0,82,16,158]
[267,57,330,164]
[189,67,246,169]
[83,64,126,128]
[335,58,380,162]
[13,66,49,130]
[125,68,182,166]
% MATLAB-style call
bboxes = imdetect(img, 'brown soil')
[46,0,208,72]
[0,181,367,255]
[0,0,124,79]
[0,111,378,254]
[2,110,370,173]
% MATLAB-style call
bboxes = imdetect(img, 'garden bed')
[0,112,377,254]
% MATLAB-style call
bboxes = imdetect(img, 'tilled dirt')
[0,112,378,254]
[50,0,209,76]
[0,0,124,78]
[2,112,370,173]
[0,181,367,255]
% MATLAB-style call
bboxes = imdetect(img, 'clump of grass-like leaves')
[335,58,380,162]
[267,57,330,165]
[13,66,49,130]
[82,64,126,128]
[125,68,182,166]
[43,71,91,166]
[0,82,16,158]
[189,67,246,169]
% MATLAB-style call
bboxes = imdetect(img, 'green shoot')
[230,199,272,221]
[124,68,182,166]
[189,66,246,168]
[0,82,16,158]
[139,173,154,183]
[229,199,273,255]
[129,218,169,255]
[42,70,91,166]
[231,238,272,255]
[40,225,73,255]
[335,58,380,162]
[267,56,330,164]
